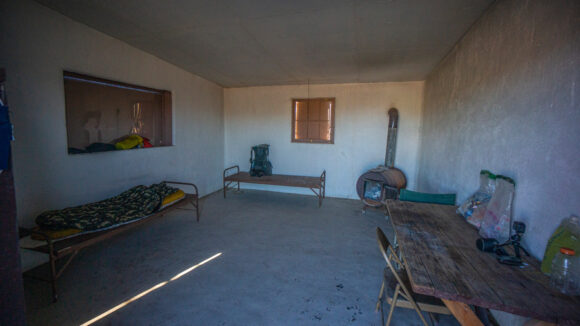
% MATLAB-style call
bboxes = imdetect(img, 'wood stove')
[357,108,406,211]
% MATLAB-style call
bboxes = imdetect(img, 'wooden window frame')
[291,97,335,144]
[63,71,172,154]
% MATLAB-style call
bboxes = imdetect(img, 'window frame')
[291,97,335,144]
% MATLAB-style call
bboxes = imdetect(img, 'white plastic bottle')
[550,247,580,295]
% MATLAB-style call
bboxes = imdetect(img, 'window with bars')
[291,98,335,144]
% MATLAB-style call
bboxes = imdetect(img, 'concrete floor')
[23,190,460,326]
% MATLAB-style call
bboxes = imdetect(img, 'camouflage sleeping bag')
[35,182,179,232]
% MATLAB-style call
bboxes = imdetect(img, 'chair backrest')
[399,189,456,205]
[376,227,412,295]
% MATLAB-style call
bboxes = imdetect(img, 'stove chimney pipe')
[385,108,399,168]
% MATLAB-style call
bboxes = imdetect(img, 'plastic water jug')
[550,247,580,295]
[541,215,580,274]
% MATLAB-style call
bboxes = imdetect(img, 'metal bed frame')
[20,181,199,302]
[223,165,326,207]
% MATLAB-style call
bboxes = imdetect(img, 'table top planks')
[224,172,322,189]
[385,200,580,324]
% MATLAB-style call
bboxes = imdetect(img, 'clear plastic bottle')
[542,215,580,274]
[550,247,580,295]
[458,170,496,228]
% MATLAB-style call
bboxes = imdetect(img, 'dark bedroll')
[35,182,179,232]
[20,181,199,302]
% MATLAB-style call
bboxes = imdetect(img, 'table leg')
[441,299,484,326]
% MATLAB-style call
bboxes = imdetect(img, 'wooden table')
[223,165,326,207]
[385,200,580,326]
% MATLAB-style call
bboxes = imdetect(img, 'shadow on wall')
[417,0,580,261]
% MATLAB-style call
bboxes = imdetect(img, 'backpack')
[249,144,273,177]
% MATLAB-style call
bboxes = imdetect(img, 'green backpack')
[249,144,273,177]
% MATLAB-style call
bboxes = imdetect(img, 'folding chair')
[375,227,451,326]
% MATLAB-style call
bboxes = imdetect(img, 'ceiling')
[34,0,493,87]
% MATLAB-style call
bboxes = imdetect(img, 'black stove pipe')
[385,108,398,168]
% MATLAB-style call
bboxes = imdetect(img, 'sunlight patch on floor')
[80,252,222,326]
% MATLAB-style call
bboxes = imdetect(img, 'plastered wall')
[224,82,424,199]
[419,1,579,323]
[0,0,225,227]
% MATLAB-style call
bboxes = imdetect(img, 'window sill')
[67,144,174,156]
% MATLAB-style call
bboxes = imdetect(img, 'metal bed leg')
[56,251,78,280]
[318,170,326,207]
[165,181,200,222]
[223,178,227,198]
[223,165,240,199]
[322,170,326,199]
[195,194,200,222]
[47,241,58,302]
[223,169,227,198]
[49,259,58,302]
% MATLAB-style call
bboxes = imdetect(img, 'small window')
[63,71,172,154]
[291,98,335,144]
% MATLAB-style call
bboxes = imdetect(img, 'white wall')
[418,1,579,324]
[0,0,224,227]
[225,82,424,199]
